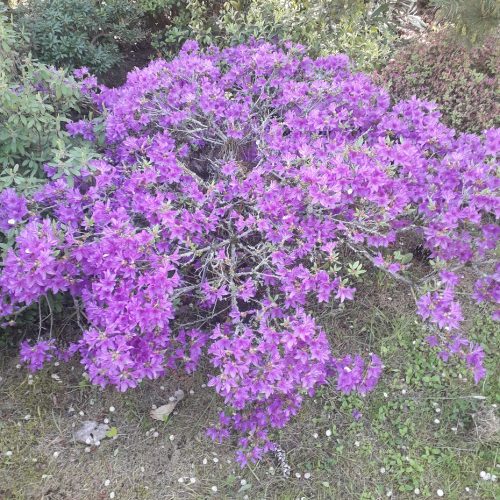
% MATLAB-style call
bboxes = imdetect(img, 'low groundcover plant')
[0,41,498,466]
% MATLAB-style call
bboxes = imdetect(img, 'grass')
[0,278,499,499]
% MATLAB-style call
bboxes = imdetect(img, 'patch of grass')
[1,285,499,498]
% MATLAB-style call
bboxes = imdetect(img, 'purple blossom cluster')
[0,188,28,231]
[0,40,498,464]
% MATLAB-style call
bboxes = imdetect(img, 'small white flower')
[480,471,487,479]
[109,492,115,499]
[109,406,115,413]
[414,487,420,495]
[190,478,196,484]
[104,479,110,487]
[169,435,175,441]
[189,389,195,395]
[313,432,318,439]
[5,451,13,457]
[380,467,386,474]
[213,457,219,463]
[304,472,311,479]
[437,489,444,497]
[79,411,85,417]
[240,479,247,486]
[7,219,16,226]
[202,458,208,465]
[84,447,91,453]
[104,418,109,424]
[383,392,388,398]
[211,486,218,493]
[53,451,60,458]
[434,419,440,424]
[24,414,31,420]
[401,389,407,395]
[465,487,470,492]
[178,477,184,483]
[295,472,301,478]
[386,490,392,497]
[160,386,165,390]
[325,429,332,437]
[354,441,360,447]
[140,467,145,473]
[435,408,441,413]
[491,475,497,482]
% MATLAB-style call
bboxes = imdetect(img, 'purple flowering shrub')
[1,41,499,465]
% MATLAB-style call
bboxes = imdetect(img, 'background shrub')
[16,0,147,75]
[152,0,404,71]
[376,30,499,133]
[0,10,96,192]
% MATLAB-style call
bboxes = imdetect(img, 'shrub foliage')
[16,0,147,74]
[1,41,498,464]
[0,10,96,198]
[377,31,499,133]
[152,0,399,71]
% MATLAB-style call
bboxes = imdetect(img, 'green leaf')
[106,426,118,438]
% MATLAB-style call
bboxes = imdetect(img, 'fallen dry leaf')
[150,389,184,421]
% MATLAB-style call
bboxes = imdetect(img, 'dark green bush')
[16,0,147,74]
[376,31,499,133]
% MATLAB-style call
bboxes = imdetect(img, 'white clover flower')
[436,489,444,497]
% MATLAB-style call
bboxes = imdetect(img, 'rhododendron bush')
[1,41,499,465]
